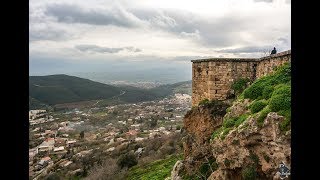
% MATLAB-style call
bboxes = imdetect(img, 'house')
[106,147,115,152]
[59,160,73,167]
[135,137,144,142]
[53,146,65,152]
[67,140,77,147]
[54,138,67,147]
[38,138,55,152]
[126,130,138,140]
[29,148,38,161]
[38,156,51,166]
[116,137,126,143]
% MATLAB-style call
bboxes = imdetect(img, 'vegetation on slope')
[148,81,192,98]
[211,62,291,140]
[29,75,191,109]
[126,154,182,180]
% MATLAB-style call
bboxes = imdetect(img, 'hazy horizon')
[30,0,290,82]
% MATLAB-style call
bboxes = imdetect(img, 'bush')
[278,109,291,132]
[257,106,271,126]
[242,166,257,180]
[243,80,266,100]
[262,86,274,100]
[250,100,267,113]
[211,127,223,140]
[199,157,218,178]
[279,118,291,132]
[231,78,250,95]
[269,94,291,112]
[117,153,138,169]
[272,84,291,97]
[243,63,291,100]
[234,114,249,127]
[223,118,236,128]
[221,128,232,139]
[199,99,210,105]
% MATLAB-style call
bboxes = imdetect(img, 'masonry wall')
[256,50,291,78]
[192,60,258,106]
[191,50,291,106]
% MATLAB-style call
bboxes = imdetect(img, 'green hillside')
[29,75,192,109]
[148,80,192,98]
[30,74,121,105]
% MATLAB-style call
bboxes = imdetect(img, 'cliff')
[171,63,291,180]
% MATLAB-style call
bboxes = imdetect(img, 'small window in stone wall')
[215,77,219,81]
[215,90,218,94]
[206,70,208,75]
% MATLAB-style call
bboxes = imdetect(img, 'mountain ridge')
[29,74,191,109]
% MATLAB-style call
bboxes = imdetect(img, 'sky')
[29,0,291,82]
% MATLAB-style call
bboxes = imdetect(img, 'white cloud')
[30,0,291,74]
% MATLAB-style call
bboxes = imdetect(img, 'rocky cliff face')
[209,111,290,180]
[174,98,291,180]
[182,101,229,175]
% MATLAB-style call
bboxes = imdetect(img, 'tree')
[117,153,138,169]
[80,131,85,139]
[149,118,157,128]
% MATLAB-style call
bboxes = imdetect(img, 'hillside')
[29,75,191,109]
[172,63,291,179]
[148,81,192,98]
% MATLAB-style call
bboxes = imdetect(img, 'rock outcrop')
[182,100,229,175]
[209,112,290,179]
[175,99,291,180]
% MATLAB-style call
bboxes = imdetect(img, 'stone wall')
[191,50,291,106]
[256,50,291,78]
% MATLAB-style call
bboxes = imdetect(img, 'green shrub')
[269,94,291,112]
[224,159,231,167]
[117,153,138,169]
[231,78,250,95]
[199,157,218,177]
[223,118,236,128]
[234,114,249,127]
[272,84,291,97]
[221,128,232,139]
[199,98,210,105]
[262,86,274,99]
[257,106,271,126]
[243,80,267,100]
[250,100,267,113]
[211,127,223,140]
[243,63,291,100]
[242,166,257,180]
[278,109,291,121]
[278,109,291,132]
[262,152,270,163]
[279,118,291,132]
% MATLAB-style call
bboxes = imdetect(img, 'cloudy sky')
[30,0,291,80]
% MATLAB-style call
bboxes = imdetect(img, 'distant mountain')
[148,80,192,97]
[29,74,191,109]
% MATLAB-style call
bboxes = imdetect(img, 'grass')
[212,63,291,142]
[231,78,250,95]
[126,154,183,180]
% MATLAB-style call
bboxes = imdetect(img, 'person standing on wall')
[271,47,277,55]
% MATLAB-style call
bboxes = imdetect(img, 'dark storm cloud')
[45,4,141,27]
[75,44,142,53]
